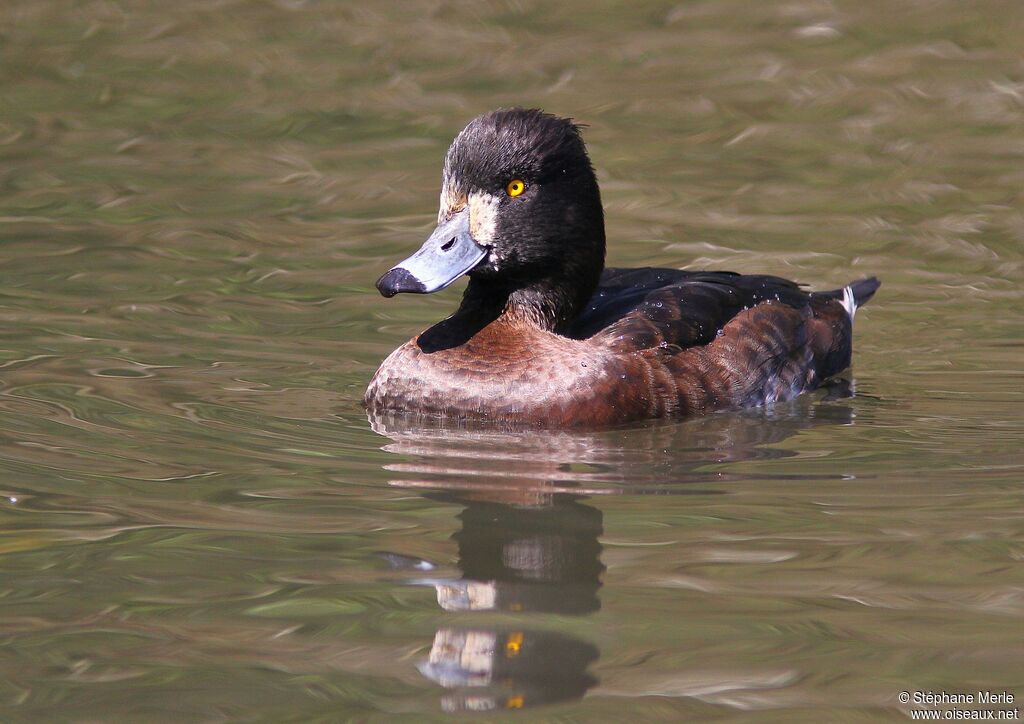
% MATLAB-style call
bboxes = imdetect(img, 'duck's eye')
[506,179,526,197]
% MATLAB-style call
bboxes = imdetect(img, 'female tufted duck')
[365,109,879,428]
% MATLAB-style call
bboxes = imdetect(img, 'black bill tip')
[376,267,427,298]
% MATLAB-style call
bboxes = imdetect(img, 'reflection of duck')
[379,391,861,710]
[372,381,859,495]
[366,108,879,427]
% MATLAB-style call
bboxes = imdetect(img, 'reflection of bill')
[418,627,599,712]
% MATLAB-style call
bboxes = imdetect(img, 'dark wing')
[570,267,813,351]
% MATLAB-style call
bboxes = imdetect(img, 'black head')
[377,109,606,330]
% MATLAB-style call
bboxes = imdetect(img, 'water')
[1,0,1022,720]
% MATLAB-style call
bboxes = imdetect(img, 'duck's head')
[376,108,605,329]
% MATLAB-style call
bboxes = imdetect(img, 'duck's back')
[567,268,879,419]
[574,268,831,341]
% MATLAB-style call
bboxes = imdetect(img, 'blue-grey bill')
[376,209,486,297]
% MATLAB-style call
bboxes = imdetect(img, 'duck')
[365,108,879,428]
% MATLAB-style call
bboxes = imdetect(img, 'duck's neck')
[415,274,591,355]
[461,266,601,334]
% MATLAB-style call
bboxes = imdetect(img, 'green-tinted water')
[1,1,1021,720]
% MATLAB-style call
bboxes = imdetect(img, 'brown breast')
[364,317,666,426]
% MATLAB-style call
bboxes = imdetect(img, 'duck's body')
[365,109,878,428]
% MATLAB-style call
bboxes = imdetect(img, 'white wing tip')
[840,286,857,322]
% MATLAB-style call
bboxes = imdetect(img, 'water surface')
[0,0,1022,720]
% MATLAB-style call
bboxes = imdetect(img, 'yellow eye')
[506,179,526,197]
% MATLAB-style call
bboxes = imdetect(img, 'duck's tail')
[803,276,879,382]
[818,277,880,323]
